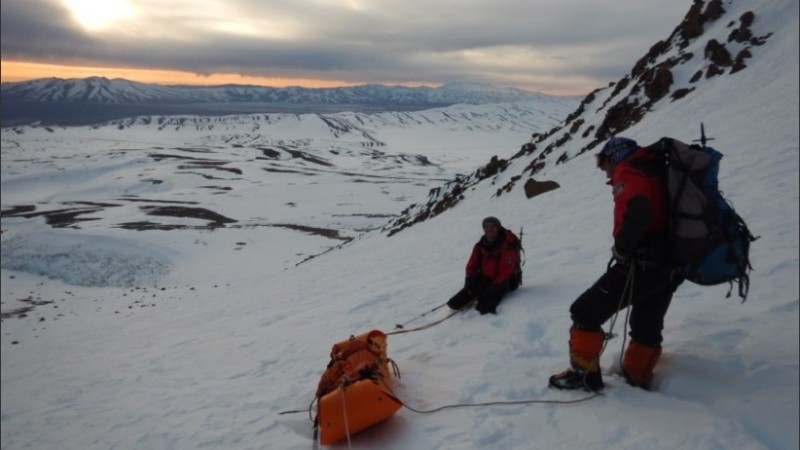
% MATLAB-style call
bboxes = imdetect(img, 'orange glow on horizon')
[0,60,437,90]
[1,60,590,96]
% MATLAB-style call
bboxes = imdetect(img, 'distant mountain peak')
[1,78,556,126]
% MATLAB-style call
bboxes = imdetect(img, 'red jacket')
[610,149,668,255]
[466,229,520,284]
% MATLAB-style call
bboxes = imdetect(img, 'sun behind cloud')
[63,0,134,32]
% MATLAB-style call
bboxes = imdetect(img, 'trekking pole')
[394,302,449,329]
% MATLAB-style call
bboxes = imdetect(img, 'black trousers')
[569,263,683,347]
[447,276,507,314]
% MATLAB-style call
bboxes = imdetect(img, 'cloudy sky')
[1,0,693,95]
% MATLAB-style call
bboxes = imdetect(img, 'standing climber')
[549,137,683,392]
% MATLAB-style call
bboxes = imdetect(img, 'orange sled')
[315,330,402,445]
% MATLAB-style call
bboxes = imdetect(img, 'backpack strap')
[726,212,759,302]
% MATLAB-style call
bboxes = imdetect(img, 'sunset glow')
[0,60,364,89]
[0,60,592,95]
[0,2,694,96]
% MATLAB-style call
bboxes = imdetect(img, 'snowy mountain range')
[0,78,558,126]
[1,0,798,449]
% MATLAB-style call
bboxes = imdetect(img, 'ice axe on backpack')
[693,122,715,147]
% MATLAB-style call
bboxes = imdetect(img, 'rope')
[401,392,601,414]
[387,299,475,336]
[388,358,402,379]
[394,302,448,330]
[387,309,459,335]
[278,384,601,421]
[617,276,634,370]
[278,396,317,423]
[599,263,636,369]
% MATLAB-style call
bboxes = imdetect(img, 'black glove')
[475,283,504,315]
[465,275,483,296]
[475,302,498,315]
[475,296,500,315]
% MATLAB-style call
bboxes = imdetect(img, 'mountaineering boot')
[622,340,662,390]
[549,368,604,392]
[548,326,605,392]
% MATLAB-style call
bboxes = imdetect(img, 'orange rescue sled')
[315,330,402,445]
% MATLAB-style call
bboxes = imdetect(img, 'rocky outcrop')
[383,0,776,237]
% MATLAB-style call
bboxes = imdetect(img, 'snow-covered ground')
[1,1,798,449]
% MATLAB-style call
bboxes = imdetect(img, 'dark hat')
[600,136,639,165]
[482,216,502,229]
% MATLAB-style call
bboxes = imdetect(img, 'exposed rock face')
[523,179,560,199]
[383,0,775,236]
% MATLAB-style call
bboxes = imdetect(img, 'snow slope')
[1,0,798,449]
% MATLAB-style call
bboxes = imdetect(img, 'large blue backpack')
[651,137,757,300]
